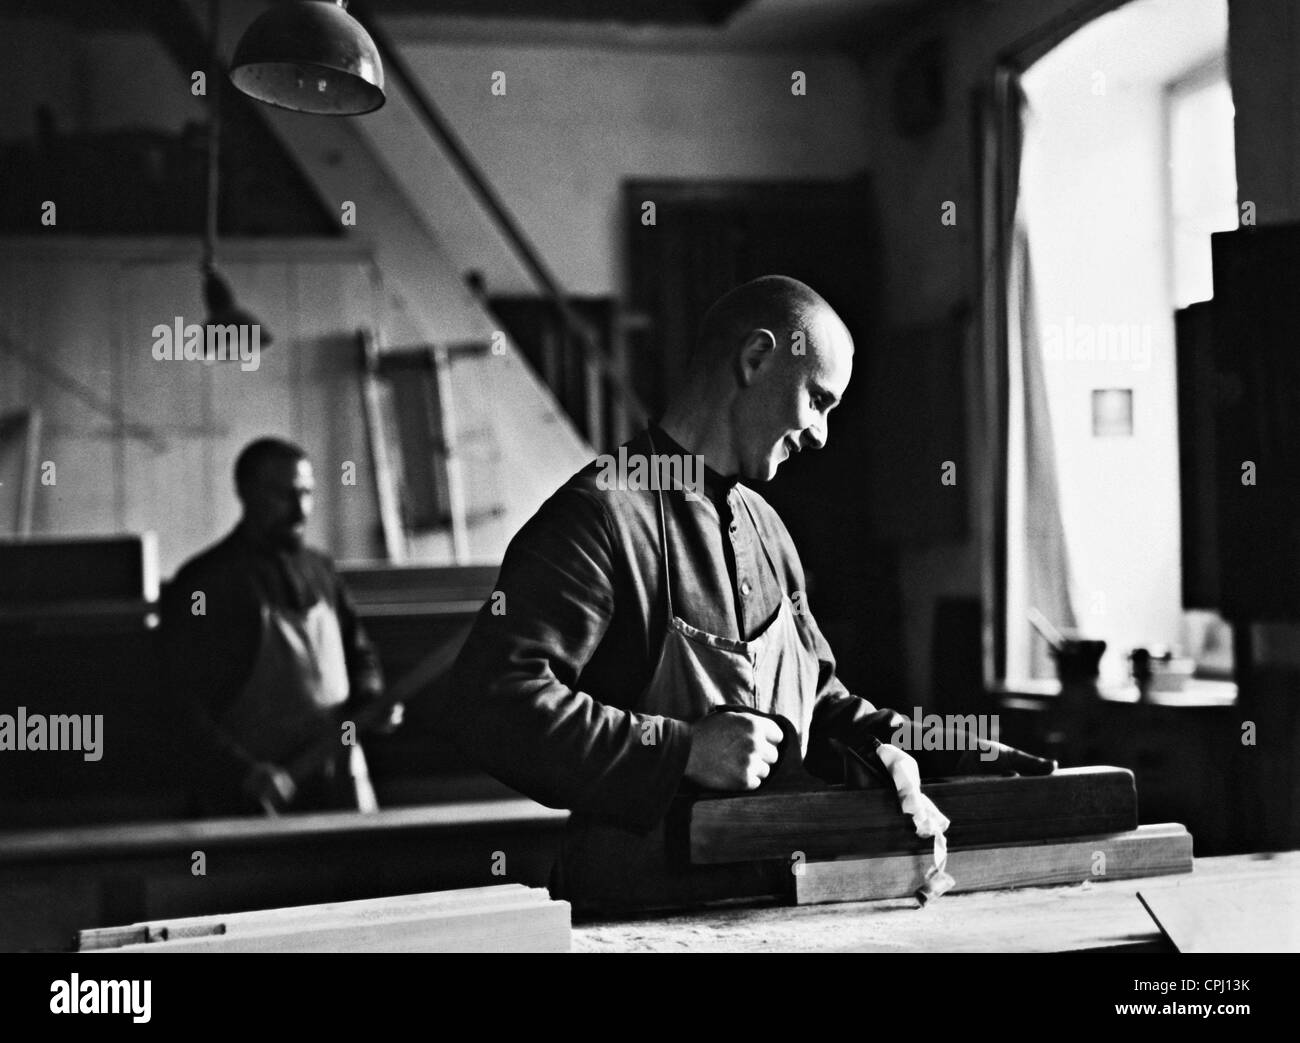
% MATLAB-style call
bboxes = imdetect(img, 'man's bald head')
[661,275,854,482]
[692,275,848,373]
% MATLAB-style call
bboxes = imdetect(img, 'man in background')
[160,437,401,815]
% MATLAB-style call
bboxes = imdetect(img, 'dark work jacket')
[435,425,890,834]
[158,525,384,804]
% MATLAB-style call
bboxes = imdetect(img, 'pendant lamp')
[229,0,385,115]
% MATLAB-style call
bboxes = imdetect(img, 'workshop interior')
[1,0,1297,955]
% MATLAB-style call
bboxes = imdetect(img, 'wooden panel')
[215,260,294,468]
[318,263,381,561]
[117,262,221,572]
[0,248,383,577]
[81,884,571,954]
[0,799,566,864]
[0,800,567,951]
[1210,224,1300,617]
[338,563,499,611]
[795,823,1192,905]
[1175,301,1220,609]
[688,765,1138,865]
[575,853,1298,954]
[1138,862,1300,953]
[32,259,123,535]
[0,534,156,605]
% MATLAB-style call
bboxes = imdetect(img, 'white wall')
[0,239,383,577]
[357,43,874,296]
[1,6,600,570]
[1019,57,1185,684]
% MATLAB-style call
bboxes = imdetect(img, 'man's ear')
[736,328,778,388]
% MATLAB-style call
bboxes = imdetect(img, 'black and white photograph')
[0,0,1294,1006]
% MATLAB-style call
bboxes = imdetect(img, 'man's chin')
[744,458,781,483]
[274,530,307,551]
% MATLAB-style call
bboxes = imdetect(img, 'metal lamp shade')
[229,1,385,115]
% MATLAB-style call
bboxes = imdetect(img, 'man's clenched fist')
[684,711,784,790]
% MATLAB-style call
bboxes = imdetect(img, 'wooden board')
[79,884,570,954]
[79,884,540,949]
[0,799,567,864]
[795,823,1191,905]
[0,800,568,951]
[689,765,1137,865]
[575,853,1297,954]
[1138,863,1300,953]
[0,534,158,606]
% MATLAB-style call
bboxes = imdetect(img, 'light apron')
[218,597,377,813]
[554,470,823,914]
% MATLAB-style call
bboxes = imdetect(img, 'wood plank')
[1138,864,1300,953]
[330,277,382,562]
[0,801,567,950]
[116,262,215,575]
[575,852,1300,954]
[795,823,1192,905]
[338,563,499,605]
[83,885,570,953]
[689,765,1137,865]
[104,901,570,953]
[0,534,158,604]
[79,884,548,949]
[291,260,380,561]
[0,798,567,864]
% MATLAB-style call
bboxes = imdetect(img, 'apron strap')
[647,429,675,622]
[654,485,675,621]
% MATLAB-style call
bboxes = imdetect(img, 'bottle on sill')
[1052,638,1106,706]
[1130,647,1153,703]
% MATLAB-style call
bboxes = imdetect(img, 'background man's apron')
[218,598,377,813]
[554,480,822,913]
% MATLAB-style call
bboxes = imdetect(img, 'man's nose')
[804,422,827,451]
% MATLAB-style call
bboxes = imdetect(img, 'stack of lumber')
[687,766,1194,904]
[77,884,570,953]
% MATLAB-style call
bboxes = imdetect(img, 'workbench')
[572,852,1299,953]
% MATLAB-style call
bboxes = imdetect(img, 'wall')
[356,42,874,296]
[1229,0,1300,229]
[209,0,598,564]
[1,5,599,572]
[0,239,382,577]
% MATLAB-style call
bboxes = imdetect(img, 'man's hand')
[242,762,297,813]
[684,711,784,790]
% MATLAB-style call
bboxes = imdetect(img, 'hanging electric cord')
[201,0,271,342]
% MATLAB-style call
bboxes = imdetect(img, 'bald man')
[437,276,1039,912]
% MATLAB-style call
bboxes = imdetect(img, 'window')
[1167,59,1238,309]
[1006,0,1235,697]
